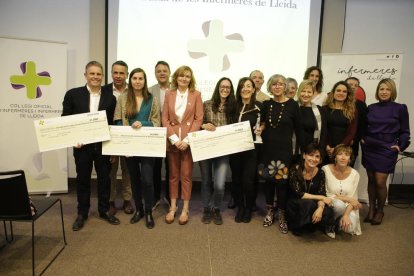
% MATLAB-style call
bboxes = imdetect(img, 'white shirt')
[87,85,101,112]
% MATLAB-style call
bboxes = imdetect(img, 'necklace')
[268,101,285,128]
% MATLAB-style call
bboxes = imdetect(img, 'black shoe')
[99,213,120,225]
[243,208,252,223]
[228,197,236,209]
[130,209,144,224]
[235,206,244,223]
[72,214,87,231]
[145,212,155,229]
[292,228,303,236]
[201,207,212,224]
[212,208,223,225]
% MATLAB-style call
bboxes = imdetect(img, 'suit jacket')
[62,85,116,125]
[162,89,203,152]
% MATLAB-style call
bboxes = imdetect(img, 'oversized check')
[188,121,254,162]
[102,126,167,157]
[34,111,110,152]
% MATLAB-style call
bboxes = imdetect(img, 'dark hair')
[155,60,170,71]
[126,68,151,118]
[111,60,128,71]
[295,142,323,181]
[211,77,237,124]
[235,77,256,112]
[303,66,324,93]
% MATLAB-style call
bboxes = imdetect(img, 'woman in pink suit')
[162,65,203,225]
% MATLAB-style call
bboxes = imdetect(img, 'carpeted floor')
[1,182,414,276]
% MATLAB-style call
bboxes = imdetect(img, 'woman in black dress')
[258,74,304,234]
[323,81,357,162]
[286,143,336,238]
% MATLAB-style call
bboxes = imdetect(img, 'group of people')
[63,61,410,239]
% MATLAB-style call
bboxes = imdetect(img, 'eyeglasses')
[273,82,285,87]
[219,86,231,90]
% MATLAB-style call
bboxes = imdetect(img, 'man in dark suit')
[62,61,120,231]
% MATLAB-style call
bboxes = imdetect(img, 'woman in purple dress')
[361,78,410,225]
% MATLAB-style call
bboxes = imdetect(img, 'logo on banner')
[10,61,52,99]
[187,19,244,72]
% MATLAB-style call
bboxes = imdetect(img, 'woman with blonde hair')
[361,78,410,225]
[162,65,203,225]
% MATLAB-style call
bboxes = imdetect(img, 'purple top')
[364,101,410,151]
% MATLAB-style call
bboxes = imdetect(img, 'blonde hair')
[171,65,196,91]
[375,78,397,102]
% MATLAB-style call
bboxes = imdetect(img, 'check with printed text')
[102,126,167,157]
[188,121,254,162]
[34,111,110,152]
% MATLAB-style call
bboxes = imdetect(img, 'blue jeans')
[200,155,229,209]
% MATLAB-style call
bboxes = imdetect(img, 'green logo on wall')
[10,61,52,99]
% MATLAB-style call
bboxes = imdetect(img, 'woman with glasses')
[258,74,304,234]
[200,77,236,225]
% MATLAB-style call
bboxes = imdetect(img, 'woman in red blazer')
[162,65,203,225]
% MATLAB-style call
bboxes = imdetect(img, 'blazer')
[162,89,203,152]
[62,85,116,125]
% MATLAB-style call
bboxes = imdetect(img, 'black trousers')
[229,149,257,209]
[73,143,111,217]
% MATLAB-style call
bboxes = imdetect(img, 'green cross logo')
[10,61,52,99]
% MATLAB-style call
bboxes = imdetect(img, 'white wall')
[0,0,90,177]
[341,0,414,184]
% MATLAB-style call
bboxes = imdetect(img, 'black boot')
[235,206,244,223]
[145,211,155,229]
[130,208,144,224]
[243,207,252,223]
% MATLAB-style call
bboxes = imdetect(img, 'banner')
[321,53,403,105]
[0,37,68,193]
[321,53,404,202]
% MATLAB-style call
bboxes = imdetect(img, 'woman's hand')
[176,141,189,151]
[322,197,333,207]
[254,125,263,136]
[340,214,352,232]
[349,199,362,210]
[202,123,216,131]
[131,121,142,129]
[312,207,323,224]
[391,145,401,152]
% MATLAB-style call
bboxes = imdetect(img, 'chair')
[0,170,67,276]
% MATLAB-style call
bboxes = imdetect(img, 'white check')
[102,126,167,157]
[34,111,110,152]
[188,121,254,162]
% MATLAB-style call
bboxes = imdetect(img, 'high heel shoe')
[364,208,376,223]
[178,208,189,225]
[371,211,384,225]
[165,207,177,224]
